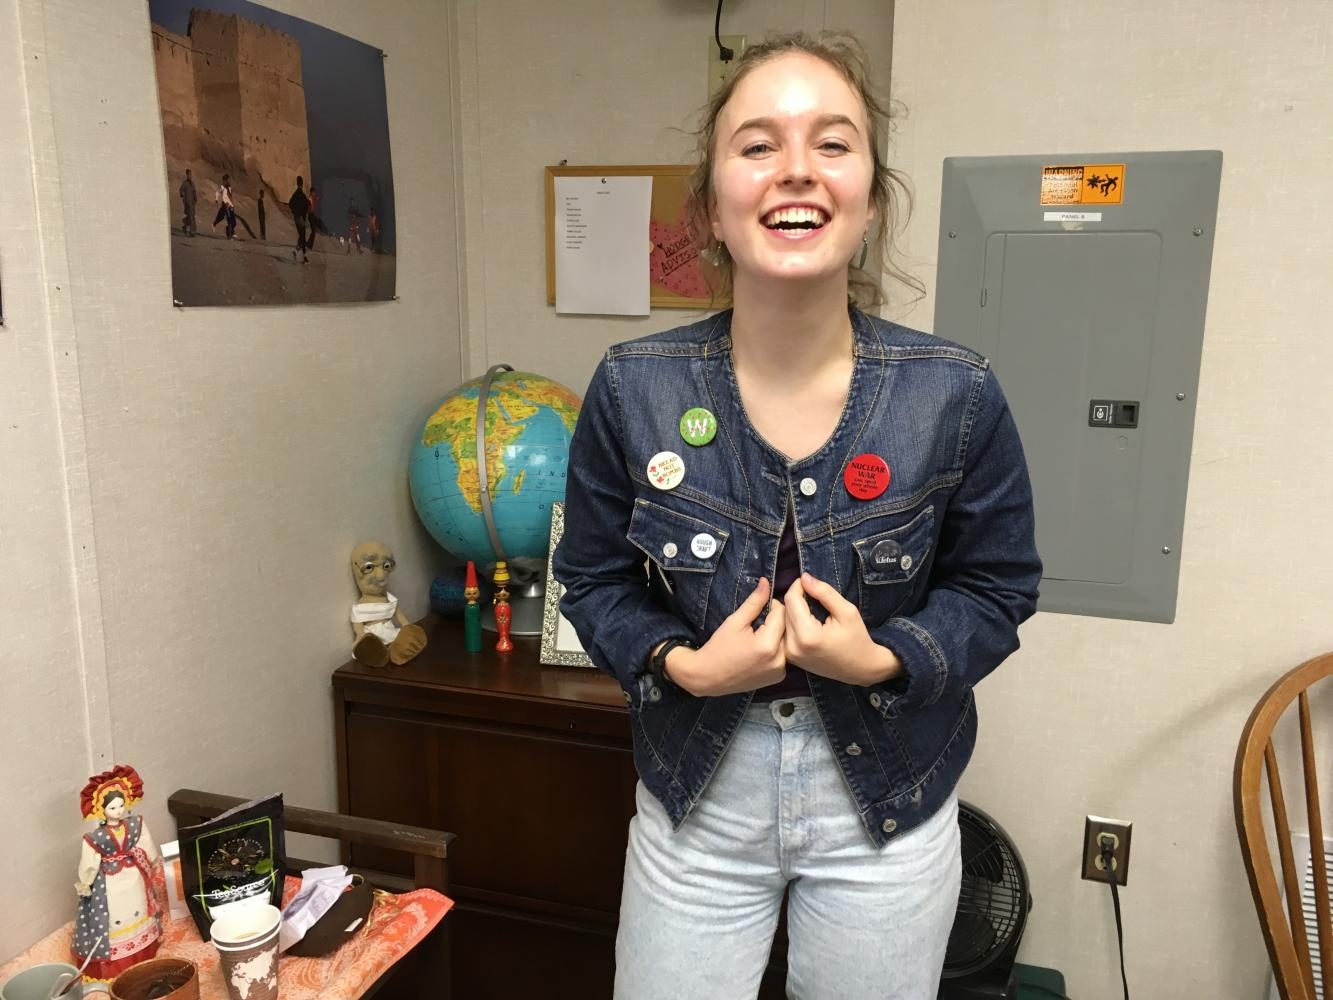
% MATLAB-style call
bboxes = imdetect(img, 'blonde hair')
[685,32,923,310]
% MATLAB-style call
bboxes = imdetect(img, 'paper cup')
[0,963,84,1000]
[210,905,281,1000]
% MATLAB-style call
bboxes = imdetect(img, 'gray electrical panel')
[934,151,1222,623]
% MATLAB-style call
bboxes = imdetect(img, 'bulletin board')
[544,164,728,310]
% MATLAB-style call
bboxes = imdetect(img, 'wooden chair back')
[1235,652,1333,1000]
[167,788,455,999]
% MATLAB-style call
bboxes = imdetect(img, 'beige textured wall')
[453,0,892,397]
[1,0,458,961]
[890,2,1333,997]
[0,0,108,961]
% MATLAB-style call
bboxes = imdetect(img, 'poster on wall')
[149,0,396,306]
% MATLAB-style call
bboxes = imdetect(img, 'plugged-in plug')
[1083,816,1132,885]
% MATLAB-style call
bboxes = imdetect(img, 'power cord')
[713,0,733,61]
[1099,835,1130,1000]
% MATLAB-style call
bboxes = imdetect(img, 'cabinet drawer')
[345,709,638,915]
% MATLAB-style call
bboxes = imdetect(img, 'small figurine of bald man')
[350,541,427,667]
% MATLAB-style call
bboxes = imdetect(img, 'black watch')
[649,638,695,681]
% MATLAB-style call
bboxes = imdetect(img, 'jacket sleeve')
[552,356,694,691]
[870,366,1042,711]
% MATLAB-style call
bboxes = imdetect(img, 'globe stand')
[481,579,544,637]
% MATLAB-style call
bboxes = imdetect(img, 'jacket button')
[649,686,663,702]
[845,743,862,756]
[778,701,795,717]
[799,477,818,496]
[882,818,898,834]
[869,692,882,709]
[662,542,678,558]
[900,553,914,571]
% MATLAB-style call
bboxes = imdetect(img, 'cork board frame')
[544,164,727,311]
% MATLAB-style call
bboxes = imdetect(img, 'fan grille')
[943,806,1028,978]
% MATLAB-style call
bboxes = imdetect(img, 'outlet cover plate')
[1082,815,1132,885]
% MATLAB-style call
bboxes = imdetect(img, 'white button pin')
[691,533,717,559]
[647,451,685,491]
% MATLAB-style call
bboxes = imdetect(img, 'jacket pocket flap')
[627,500,729,573]
[853,506,935,585]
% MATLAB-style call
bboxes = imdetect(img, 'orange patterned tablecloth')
[0,876,452,998]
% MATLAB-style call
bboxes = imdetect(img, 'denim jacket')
[553,307,1041,847]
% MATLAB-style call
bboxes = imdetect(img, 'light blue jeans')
[615,697,961,1000]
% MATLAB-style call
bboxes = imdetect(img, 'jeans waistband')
[744,695,820,730]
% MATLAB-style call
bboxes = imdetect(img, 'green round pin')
[679,407,717,446]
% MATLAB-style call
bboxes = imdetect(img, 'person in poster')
[288,175,311,263]
[178,168,197,236]
[215,174,236,239]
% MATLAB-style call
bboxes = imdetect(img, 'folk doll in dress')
[73,764,163,981]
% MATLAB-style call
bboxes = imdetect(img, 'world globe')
[409,368,582,566]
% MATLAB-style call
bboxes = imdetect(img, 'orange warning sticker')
[1040,164,1125,205]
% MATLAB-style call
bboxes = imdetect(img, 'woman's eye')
[820,141,851,153]
[742,142,773,156]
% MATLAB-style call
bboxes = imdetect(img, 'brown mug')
[108,959,198,1000]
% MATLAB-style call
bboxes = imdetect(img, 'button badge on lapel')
[679,407,717,446]
[844,453,890,500]
[647,451,685,490]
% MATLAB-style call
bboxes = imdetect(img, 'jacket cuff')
[873,617,950,712]
[609,610,696,688]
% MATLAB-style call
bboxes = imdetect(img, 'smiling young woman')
[553,32,1042,1000]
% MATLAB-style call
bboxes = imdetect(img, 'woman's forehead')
[722,52,866,131]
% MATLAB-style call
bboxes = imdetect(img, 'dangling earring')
[855,233,869,270]
[699,242,728,267]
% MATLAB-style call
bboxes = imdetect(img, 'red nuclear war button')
[844,453,890,500]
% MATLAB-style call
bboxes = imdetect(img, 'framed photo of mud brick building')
[150,1,396,306]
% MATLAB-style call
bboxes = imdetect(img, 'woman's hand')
[665,578,788,697]
[784,572,902,686]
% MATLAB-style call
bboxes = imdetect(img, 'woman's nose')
[780,147,814,185]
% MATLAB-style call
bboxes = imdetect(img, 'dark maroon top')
[756,516,810,701]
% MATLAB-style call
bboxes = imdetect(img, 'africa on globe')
[409,370,581,566]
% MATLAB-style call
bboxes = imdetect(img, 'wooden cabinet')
[334,616,787,999]
[333,617,631,998]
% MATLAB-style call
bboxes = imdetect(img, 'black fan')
[938,801,1032,1000]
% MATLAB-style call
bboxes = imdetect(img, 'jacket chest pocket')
[626,499,729,631]
[853,505,935,624]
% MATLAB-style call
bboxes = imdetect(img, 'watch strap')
[649,637,695,681]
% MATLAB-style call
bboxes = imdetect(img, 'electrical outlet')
[1082,816,1132,885]
[707,35,747,98]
